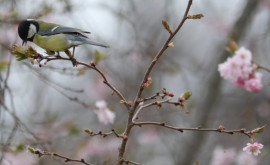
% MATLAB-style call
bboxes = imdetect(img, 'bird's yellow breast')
[33,34,71,52]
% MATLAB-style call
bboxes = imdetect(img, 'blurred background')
[0,0,270,164]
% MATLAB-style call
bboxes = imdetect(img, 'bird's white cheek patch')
[27,24,37,39]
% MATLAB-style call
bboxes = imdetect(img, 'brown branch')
[85,129,123,139]
[132,98,177,122]
[133,0,193,106]
[257,63,270,73]
[21,54,130,110]
[30,149,91,165]
[133,122,252,138]
[117,1,194,165]
[123,159,141,165]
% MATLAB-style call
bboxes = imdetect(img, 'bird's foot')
[45,50,55,55]
[64,49,77,67]
[71,58,78,67]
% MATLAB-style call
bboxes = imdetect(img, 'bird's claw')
[71,58,78,67]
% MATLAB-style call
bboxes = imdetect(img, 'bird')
[17,19,109,65]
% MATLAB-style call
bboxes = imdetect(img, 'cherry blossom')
[218,47,263,92]
[243,142,263,156]
[94,100,115,125]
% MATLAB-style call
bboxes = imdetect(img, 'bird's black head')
[18,19,39,45]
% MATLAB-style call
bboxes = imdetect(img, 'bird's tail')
[67,35,109,48]
[83,39,109,48]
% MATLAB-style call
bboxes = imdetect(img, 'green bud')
[162,19,172,34]
[180,90,192,101]
[94,50,108,64]
[27,146,35,154]
[10,45,27,61]
[225,40,238,53]
[187,14,204,19]
[251,125,266,134]
[84,129,92,134]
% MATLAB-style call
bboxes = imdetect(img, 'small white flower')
[234,47,252,65]
[95,100,107,109]
[243,142,263,156]
[94,100,115,125]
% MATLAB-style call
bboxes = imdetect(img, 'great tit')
[17,19,108,63]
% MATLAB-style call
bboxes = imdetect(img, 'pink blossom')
[236,152,259,165]
[243,142,263,156]
[94,100,115,125]
[2,152,37,165]
[234,47,252,65]
[218,57,242,81]
[138,129,160,144]
[218,47,263,92]
[232,77,245,87]
[244,73,263,92]
[245,78,262,92]
[76,137,120,159]
[210,146,236,165]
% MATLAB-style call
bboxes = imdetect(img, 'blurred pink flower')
[232,77,245,87]
[243,142,263,156]
[34,120,69,141]
[2,152,37,165]
[94,100,115,125]
[218,47,263,92]
[236,152,259,165]
[244,78,262,92]
[210,146,236,165]
[76,138,120,159]
[138,128,160,144]
[244,73,263,92]
[234,47,252,65]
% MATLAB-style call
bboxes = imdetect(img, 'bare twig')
[257,63,270,73]
[117,1,194,164]
[133,0,193,105]
[16,53,130,110]
[85,129,123,139]
[132,99,172,122]
[30,149,91,165]
[133,122,252,138]
[123,159,141,165]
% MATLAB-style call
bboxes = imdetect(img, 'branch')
[28,148,91,165]
[123,159,141,165]
[117,1,195,164]
[84,129,124,139]
[133,0,193,106]
[257,63,270,73]
[133,122,252,138]
[132,98,176,122]
[11,49,130,110]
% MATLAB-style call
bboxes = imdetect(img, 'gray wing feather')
[67,35,109,48]
[38,27,90,38]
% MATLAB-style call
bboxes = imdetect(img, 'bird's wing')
[66,35,109,48]
[36,20,90,38]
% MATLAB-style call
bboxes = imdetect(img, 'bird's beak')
[22,40,27,46]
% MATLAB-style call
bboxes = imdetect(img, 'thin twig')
[257,63,270,73]
[31,149,91,165]
[85,129,123,139]
[29,55,130,109]
[132,99,172,122]
[133,122,252,138]
[123,159,141,165]
[133,0,193,106]
[117,1,194,164]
